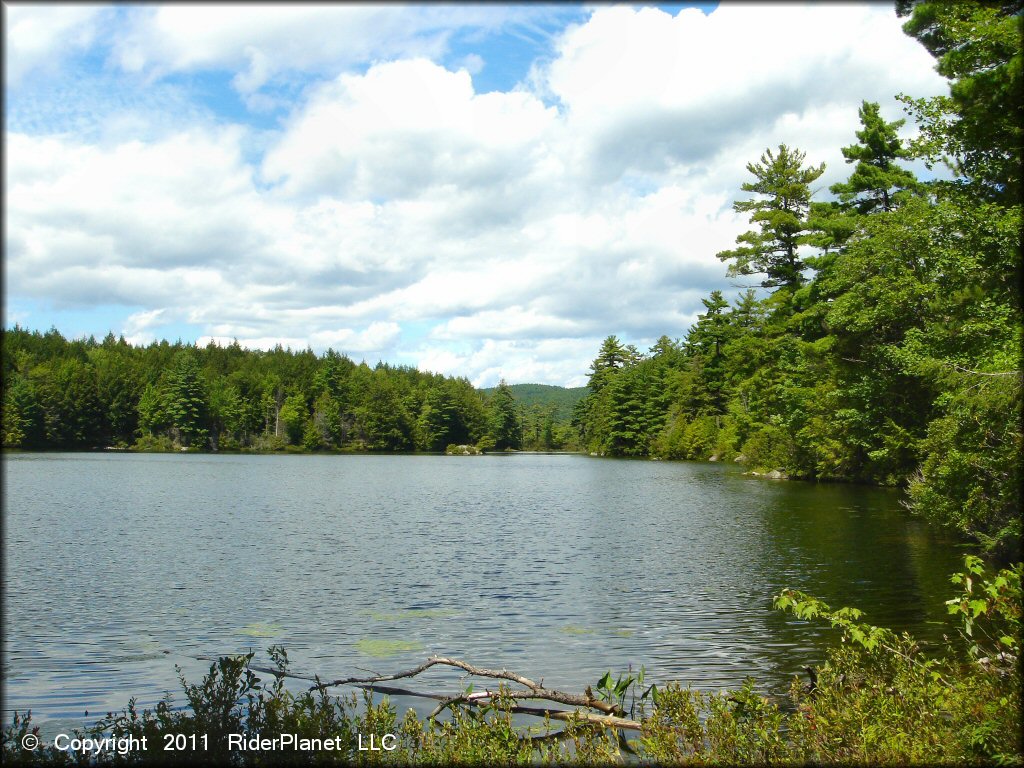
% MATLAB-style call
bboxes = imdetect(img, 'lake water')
[2,452,964,736]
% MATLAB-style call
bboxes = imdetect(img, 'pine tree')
[164,350,209,448]
[716,144,825,289]
[897,0,1023,203]
[2,375,44,448]
[686,291,731,358]
[587,335,629,394]
[487,380,521,450]
[830,101,920,214]
[418,386,464,451]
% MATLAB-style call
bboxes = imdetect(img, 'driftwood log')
[204,654,644,732]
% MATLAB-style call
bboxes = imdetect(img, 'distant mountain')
[481,383,589,421]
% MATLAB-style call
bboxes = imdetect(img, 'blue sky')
[4,3,945,386]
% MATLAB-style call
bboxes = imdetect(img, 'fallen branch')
[307,655,623,717]
[215,654,640,729]
[352,683,643,731]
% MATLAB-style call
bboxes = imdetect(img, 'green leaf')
[969,599,988,618]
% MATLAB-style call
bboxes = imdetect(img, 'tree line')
[572,2,1021,557]
[0,327,584,457]
[0,329,560,455]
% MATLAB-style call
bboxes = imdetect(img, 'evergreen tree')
[487,380,521,450]
[163,350,209,448]
[2,374,44,448]
[90,346,141,445]
[716,144,825,289]
[418,386,464,451]
[587,335,629,394]
[830,101,920,213]
[36,358,103,448]
[897,0,1023,203]
[685,291,731,357]
[730,289,765,331]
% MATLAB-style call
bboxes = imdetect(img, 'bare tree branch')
[305,656,623,716]
[226,654,643,730]
[350,682,643,731]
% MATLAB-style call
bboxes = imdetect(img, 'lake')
[2,452,963,736]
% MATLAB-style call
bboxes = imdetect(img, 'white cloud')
[4,5,111,86]
[414,338,601,389]
[121,307,168,346]
[197,320,401,355]
[109,5,536,92]
[5,3,950,386]
[261,57,557,200]
[540,3,945,190]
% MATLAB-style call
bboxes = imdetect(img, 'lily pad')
[240,622,283,638]
[559,625,597,635]
[355,639,423,658]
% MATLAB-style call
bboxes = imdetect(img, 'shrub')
[740,422,796,472]
[131,434,175,453]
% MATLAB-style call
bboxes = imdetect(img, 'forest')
[0,329,559,456]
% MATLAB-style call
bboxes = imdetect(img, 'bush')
[131,434,175,453]
[251,434,288,452]
[740,423,796,473]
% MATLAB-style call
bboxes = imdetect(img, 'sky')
[4,3,948,387]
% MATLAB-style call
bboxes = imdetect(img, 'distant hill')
[481,383,589,421]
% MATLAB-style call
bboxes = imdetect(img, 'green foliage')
[162,350,210,448]
[475,383,588,452]
[740,423,795,473]
[907,375,1022,558]
[639,680,791,765]
[32,357,104,448]
[417,383,481,451]
[653,413,719,460]
[897,0,1023,203]
[2,374,44,448]
[946,555,1022,659]
[587,335,631,395]
[479,383,587,423]
[774,557,1022,765]
[131,433,176,453]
